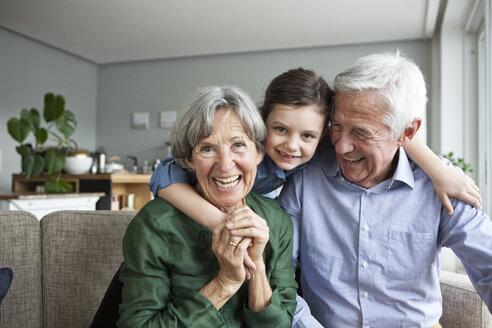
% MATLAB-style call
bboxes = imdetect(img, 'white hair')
[333,50,427,139]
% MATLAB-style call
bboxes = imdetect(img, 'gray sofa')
[0,210,490,328]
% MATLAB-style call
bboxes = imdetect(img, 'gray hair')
[333,51,427,139]
[170,86,266,169]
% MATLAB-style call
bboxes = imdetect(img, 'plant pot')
[63,155,93,175]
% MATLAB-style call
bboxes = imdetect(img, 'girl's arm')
[404,138,482,215]
[157,184,226,230]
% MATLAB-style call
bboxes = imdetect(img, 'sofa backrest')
[0,211,42,328]
[41,210,134,328]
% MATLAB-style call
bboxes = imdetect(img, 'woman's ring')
[228,240,238,247]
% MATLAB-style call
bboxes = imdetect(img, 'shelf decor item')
[7,92,79,192]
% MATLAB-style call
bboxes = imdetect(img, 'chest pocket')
[386,230,435,280]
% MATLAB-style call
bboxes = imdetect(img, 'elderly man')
[278,52,492,327]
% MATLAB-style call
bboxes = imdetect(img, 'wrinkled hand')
[211,222,250,290]
[434,165,482,215]
[226,206,269,263]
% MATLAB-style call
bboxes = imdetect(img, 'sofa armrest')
[440,270,492,328]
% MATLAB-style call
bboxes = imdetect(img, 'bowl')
[63,156,93,175]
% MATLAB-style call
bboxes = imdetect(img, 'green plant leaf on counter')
[22,154,45,180]
[7,117,31,143]
[55,110,77,139]
[45,176,73,193]
[21,108,41,132]
[16,145,31,157]
[44,148,65,175]
[43,93,65,122]
[34,128,48,145]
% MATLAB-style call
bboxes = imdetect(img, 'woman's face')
[186,108,263,209]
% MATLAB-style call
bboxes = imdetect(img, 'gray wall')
[0,28,98,191]
[0,28,430,191]
[98,39,431,169]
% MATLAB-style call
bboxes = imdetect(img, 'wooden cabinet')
[12,173,153,211]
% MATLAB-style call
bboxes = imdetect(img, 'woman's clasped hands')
[211,205,270,288]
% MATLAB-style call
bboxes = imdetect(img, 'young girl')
[149,67,481,230]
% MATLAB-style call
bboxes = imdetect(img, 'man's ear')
[399,119,422,146]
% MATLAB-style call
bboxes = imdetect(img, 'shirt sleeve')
[117,216,227,328]
[438,200,492,313]
[242,203,298,327]
[148,158,196,197]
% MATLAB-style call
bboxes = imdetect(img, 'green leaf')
[7,117,31,143]
[16,145,31,156]
[35,128,48,145]
[44,177,73,193]
[21,108,41,132]
[55,110,77,139]
[22,153,45,180]
[44,93,65,122]
[44,148,65,175]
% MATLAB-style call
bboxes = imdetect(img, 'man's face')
[330,90,401,189]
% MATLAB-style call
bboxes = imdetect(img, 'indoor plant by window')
[7,92,79,192]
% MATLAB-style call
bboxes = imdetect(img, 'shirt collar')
[329,146,415,191]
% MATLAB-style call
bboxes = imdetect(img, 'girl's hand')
[433,165,482,215]
[211,222,250,289]
[226,206,269,264]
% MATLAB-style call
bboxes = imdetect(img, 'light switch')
[160,111,177,128]
[132,112,149,130]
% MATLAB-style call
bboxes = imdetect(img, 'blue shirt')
[278,146,492,328]
[148,154,314,199]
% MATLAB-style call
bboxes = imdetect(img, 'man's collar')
[330,147,415,190]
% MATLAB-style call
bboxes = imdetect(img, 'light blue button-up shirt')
[278,146,492,328]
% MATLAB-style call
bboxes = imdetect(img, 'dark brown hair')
[259,67,334,123]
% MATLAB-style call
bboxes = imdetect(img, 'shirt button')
[362,261,368,268]
[365,191,370,195]
[363,291,369,297]
[364,225,369,231]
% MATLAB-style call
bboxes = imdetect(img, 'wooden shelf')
[12,173,153,211]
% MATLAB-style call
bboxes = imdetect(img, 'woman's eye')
[302,133,314,139]
[200,145,213,153]
[233,142,247,152]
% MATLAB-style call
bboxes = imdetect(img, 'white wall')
[0,28,98,191]
[97,39,431,168]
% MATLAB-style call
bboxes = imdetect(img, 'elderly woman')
[117,86,297,327]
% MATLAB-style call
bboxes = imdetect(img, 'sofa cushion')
[440,270,492,328]
[0,211,42,328]
[41,210,134,328]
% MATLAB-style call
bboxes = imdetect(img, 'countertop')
[0,192,106,200]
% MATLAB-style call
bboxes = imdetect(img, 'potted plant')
[7,92,80,192]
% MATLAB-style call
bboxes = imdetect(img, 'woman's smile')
[212,175,242,190]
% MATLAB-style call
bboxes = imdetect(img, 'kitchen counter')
[12,173,153,211]
[0,191,105,200]
[0,192,105,220]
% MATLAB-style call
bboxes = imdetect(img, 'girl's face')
[264,104,326,170]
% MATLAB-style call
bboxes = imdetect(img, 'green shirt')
[117,193,297,328]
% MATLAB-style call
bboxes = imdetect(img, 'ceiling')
[0,0,441,65]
